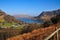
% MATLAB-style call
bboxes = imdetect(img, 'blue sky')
[0,0,60,16]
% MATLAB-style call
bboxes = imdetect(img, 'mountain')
[0,10,24,25]
[36,9,60,21]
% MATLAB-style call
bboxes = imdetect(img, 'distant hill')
[14,14,37,20]
[36,9,60,21]
[14,14,33,18]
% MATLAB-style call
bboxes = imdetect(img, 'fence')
[44,27,60,40]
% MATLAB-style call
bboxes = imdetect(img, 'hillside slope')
[36,9,60,21]
[0,10,24,25]
[7,23,60,40]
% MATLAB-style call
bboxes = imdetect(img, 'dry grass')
[7,23,60,40]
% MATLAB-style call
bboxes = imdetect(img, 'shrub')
[51,17,57,24]
[42,21,53,28]
[51,14,60,24]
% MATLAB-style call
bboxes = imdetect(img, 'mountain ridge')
[35,9,60,21]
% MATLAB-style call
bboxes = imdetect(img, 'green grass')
[0,19,23,28]
[0,19,5,22]
[2,22,12,26]
[1,21,16,27]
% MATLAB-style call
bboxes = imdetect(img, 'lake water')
[17,18,42,23]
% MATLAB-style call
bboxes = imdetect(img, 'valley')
[0,9,60,40]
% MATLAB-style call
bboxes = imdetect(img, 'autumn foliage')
[7,23,60,40]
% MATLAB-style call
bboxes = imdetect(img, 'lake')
[17,18,42,23]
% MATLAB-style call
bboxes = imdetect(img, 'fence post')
[44,28,60,40]
[57,31,59,40]
[56,27,59,40]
